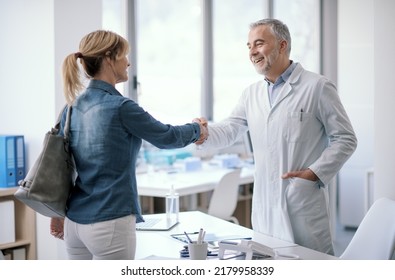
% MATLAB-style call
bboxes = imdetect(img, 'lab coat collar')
[269,63,304,111]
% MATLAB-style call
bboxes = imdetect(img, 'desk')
[135,211,337,260]
[137,163,254,197]
[137,163,255,224]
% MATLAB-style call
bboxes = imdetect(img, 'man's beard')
[254,49,279,76]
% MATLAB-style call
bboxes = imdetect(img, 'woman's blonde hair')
[62,30,129,105]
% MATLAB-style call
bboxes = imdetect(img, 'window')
[273,0,321,73]
[136,0,201,124]
[212,0,266,121]
[103,0,321,122]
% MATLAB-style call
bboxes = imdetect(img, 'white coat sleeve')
[308,79,358,185]
[201,93,249,149]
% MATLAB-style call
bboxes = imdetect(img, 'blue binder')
[15,136,25,184]
[0,135,17,187]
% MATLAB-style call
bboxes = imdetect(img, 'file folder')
[0,135,17,187]
[15,136,25,184]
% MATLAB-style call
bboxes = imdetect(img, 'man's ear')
[279,40,288,54]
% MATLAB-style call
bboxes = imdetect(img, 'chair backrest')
[207,169,241,222]
[340,197,395,260]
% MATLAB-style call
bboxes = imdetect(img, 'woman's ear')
[104,56,114,66]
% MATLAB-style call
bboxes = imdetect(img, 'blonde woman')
[50,30,208,260]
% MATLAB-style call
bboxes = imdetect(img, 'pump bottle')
[165,185,179,222]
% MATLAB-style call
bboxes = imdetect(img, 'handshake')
[192,117,208,145]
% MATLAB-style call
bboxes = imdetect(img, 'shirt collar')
[87,79,121,96]
[265,60,296,86]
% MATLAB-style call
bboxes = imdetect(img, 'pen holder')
[188,242,208,260]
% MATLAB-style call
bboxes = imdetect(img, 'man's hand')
[192,117,208,145]
[281,168,319,181]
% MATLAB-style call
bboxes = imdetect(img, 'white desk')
[135,211,337,260]
[137,163,254,197]
[137,163,255,219]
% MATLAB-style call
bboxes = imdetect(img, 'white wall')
[338,0,395,227]
[0,0,57,259]
[0,0,55,152]
[337,0,375,227]
[0,0,102,260]
[374,0,395,200]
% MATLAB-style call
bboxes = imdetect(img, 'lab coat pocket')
[285,177,320,216]
[285,111,313,143]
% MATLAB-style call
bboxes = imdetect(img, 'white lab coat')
[202,63,357,254]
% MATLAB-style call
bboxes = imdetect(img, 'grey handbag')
[14,105,76,217]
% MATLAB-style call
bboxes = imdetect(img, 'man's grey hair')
[250,19,291,56]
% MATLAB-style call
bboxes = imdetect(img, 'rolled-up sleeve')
[119,100,200,149]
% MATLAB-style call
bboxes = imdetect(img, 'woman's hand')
[193,117,208,145]
[50,217,65,240]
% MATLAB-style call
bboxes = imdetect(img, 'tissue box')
[183,157,202,172]
[213,154,240,168]
[0,200,15,244]
[145,150,193,165]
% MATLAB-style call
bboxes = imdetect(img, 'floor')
[332,217,356,257]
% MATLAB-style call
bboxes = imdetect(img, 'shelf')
[0,187,36,260]
[0,187,18,196]
[0,239,31,250]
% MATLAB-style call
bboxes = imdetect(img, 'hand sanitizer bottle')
[166,185,179,222]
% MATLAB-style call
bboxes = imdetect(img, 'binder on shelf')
[0,135,17,188]
[0,200,16,244]
[15,136,25,184]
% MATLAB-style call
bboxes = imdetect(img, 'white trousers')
[64,214,136,260]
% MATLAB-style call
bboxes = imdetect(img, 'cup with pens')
[183,229,209,260]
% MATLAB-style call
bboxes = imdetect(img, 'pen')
[184,231,193,243]
[197,228,204,244]
[300,108,303,122]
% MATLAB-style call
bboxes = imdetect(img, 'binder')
[0,135,17,187]
[0,200,16,244]
[15,136,25,184]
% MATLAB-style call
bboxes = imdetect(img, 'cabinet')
[234,182,253,229]
[0,187,36,260]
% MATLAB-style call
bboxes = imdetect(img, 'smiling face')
[247,24,288,82]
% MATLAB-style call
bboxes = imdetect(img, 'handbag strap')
[63,105,72,140]
[54,105,72,140]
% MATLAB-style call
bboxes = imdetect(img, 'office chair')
[340,197,395,260]
[207,169,242,224]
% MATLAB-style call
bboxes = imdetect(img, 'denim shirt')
[60,79,200,224]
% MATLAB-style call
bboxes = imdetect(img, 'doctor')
[196,19,357,254]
